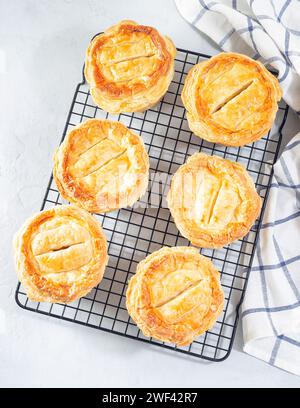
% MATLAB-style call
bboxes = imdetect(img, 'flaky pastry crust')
[85,20,176,113]
[126,246,224,346]
[167,153,262,248]
[14,205,108,303]
[53,119,149,213]
[182,52,282,146]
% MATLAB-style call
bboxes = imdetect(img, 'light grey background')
[1,0,299,388]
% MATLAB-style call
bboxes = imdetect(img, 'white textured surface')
[1,0,300,388]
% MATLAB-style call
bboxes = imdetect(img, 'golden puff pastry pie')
[167,153,262,248]
[85,20,176,113]
[14,205,108,303]
[182,52,282,146]
[126,246,224,346]
[53,119,149,213]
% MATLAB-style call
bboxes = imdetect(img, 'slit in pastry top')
[92,24,167,86]
[31,217,93,275]
[211,80,254,114]
[145,253,214,324]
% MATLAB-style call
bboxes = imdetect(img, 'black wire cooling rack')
[15,46,289,361]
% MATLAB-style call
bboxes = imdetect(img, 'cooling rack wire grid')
[16,47,289,362]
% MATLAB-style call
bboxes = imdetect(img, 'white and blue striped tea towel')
[175,0,300,375]
[243,133,300,376]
